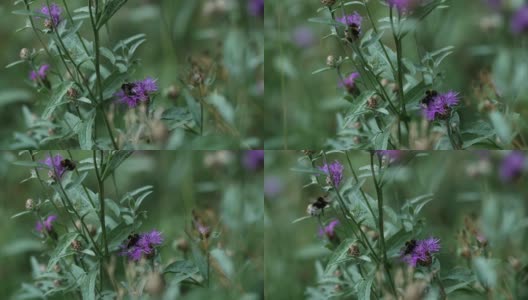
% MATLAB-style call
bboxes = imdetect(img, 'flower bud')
[326,55,336,68]
[176,237,189,253]
[71,240,83,251]
[25,198,34,210]
[367,96,378,109]
[67,87,79,100]
[144,272,165,296]
[20,48,30,60]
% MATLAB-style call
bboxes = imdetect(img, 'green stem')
[370,152,397,296]
[89,1,118,150]
[93,150,109,256]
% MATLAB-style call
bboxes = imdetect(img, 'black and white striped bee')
[307,196,331,217]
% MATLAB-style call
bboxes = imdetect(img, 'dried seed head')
[321,0,337,7]
[70,240,82,251]
[367,96,378,109]
[460,246,471,258]
[144,271,165,296]
[20,48,30,60]
[53,280,61,287]
[403,281,428,300]
[25,198,34,210]
[348,244,360,257]
[326,55,336,68]
[53,264,61,273]
[509,257,522,271]
[44,19,53,30]
[166,85,180,100]
[353,136,361,144]
[67,87,79,100]
[176,237,189,252]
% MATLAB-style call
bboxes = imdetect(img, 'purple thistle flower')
[318,219,340,238]
[36,215,57,233]
[339,72,360,93]
[264,176,283,198]
[499,151,525,182]
[119,230,164,261]
[511,5,528,34]
[42,154,67,179]
[243,150,264,171]
[115,77,158,108]
[30,64,50,82]
[376,150,404,163]
[248,0,264,17]
[319,160,344,187]
[401,237,441,267]
[337,12,362,27]
[292,26,315,48]
[39,3,62,27]
[421,91,459,121]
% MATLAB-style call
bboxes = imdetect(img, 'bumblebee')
[307,196,331,216]
[401,239,418,255]
[121,82,136,97]
[421,90,438,106]
[60,159,76,171]
[125,233,140,249]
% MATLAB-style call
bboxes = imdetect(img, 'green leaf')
[78,110,95,149]
[97,0,128,29]
[163,260,200,284]
[47,232,79,270]
[472,257,497,289]
[80,267,98,300]
[42,81,74,119]
[489,111,512,146]
[356,274,374,300]
[324,238,358,274]
[207,93,234,125]
[0,89,32,107]
[101,151,133,180]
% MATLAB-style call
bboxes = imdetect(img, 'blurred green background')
[0,0,263,149]
[264,150,528,298]
[0,150,263,299]
[264,0,528,149]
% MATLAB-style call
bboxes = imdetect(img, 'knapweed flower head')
[401,237,441,267]
[30,64,50,82]
[499,151,525,182]
[243,150,264,171]
[248,0,264,17]
[39,3,62,28]
[319,160,344,187]
[338,12,362,28]
[36,215,57,233]
[119,230,164,261]
[319,219,339,238]
[292,26,315,48]
[43,154,67,179]
[339,72,360,94]
[376,150,403,163]
[115,77,158,108]
[421,91,459,121]
[264,176,283,198]
[338,12,362,40]
[511,5,528,34]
